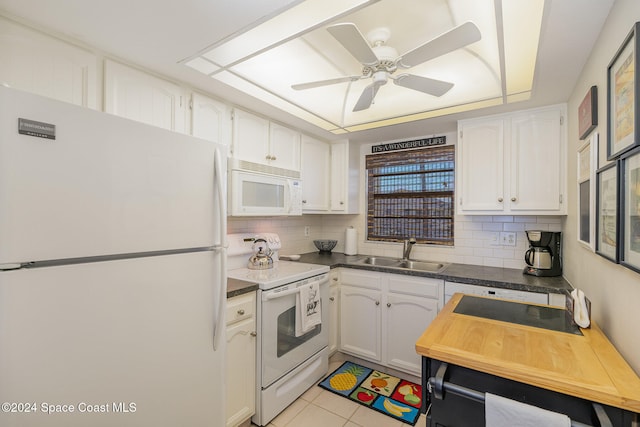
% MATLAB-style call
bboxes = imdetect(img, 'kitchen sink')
[359,256,403,267]
[355,256,448,273]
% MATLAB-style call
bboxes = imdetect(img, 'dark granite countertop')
[227,277,258,298]
[296,252,572,295]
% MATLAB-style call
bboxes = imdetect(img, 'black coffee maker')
[523,230,562,277]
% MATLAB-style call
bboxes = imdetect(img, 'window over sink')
[366,145,455,246]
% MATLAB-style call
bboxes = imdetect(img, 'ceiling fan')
[292,21,481,112]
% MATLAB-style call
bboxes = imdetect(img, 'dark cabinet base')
[423,358,635,427]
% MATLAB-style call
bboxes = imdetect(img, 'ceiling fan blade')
[291,76,360,90]
[353,83,380,112]
[327,23,379,66]
[398,21,481,68]
[394,74,454,97]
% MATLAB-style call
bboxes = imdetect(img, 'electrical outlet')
[500,232,517,246]
[489,232,500,246]
[304,226,310,237]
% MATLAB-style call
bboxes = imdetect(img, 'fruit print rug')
[318,361,422,425]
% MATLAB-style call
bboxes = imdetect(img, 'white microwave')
[229,167,303,216]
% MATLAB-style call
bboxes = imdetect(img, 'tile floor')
[250,354,427,427]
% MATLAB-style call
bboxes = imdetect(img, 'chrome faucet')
[402,237,416,260]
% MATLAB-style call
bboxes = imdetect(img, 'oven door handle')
[263,276,329,301]
[264,287,301,300]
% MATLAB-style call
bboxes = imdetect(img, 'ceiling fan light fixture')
[372,45,398,62]
[372,71,388,85]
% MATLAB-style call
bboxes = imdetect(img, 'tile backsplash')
[227,214,561,269]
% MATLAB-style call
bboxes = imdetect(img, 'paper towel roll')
[345,227,357,255]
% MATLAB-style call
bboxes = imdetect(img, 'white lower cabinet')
[339,269,443,376]
[328,271,340,355]
[340,284,382,361]
[225,292,256,427]
[385,292,438,375]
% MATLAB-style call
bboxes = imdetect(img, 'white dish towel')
[295,282,321,337]
[485,393,571,427]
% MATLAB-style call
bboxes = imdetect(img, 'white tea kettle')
[247,238,274,270]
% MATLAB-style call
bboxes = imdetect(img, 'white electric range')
[226,233,330,426]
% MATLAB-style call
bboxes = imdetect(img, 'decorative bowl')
[313,239,337,253]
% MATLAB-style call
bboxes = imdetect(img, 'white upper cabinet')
[190,92,231,151]
[330,141,349,212]
[104,60,187,133]
[330,141,360,214]
[301,135,331,212]
[269,122,301,171]
[231,109,301,172]
[457,104,567,215]
[509,108,564,212]
[300,139,360,214]
[0,16,97,108]
[231,109,270,164]
[458,118,505,211]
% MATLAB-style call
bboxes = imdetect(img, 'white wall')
[563,0,640,374]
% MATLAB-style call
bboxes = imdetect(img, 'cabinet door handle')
[329,297,335,301]
[340,201,344,205]
[387,303,391,307]
[375,301,380,306]
[332,277,338,282]
[250,331,257,337]
[302,200,307,203]
[237,309,245,315]
[511,197,517,202]
[498,197,503,202]
[271,156,277,161]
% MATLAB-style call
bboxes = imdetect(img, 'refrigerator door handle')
[212,147,227,351]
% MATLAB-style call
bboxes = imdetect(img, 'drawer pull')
[250,332,257,337]
[329,297,335,301]
[237,309,245,315]
[387,303,391,307]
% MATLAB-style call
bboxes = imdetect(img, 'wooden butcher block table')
[415,293,640,426]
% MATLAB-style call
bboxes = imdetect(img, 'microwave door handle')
[287,180,294,214]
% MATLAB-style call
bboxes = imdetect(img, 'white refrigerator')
[0,87,227,426]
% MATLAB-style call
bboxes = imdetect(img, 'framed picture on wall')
[620,147,640,273]
[596,162,619,262]
[607,22,640,160]
[577,133,598,250]
[579,86,597,140]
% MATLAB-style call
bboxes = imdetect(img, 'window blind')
[366,145,455,245]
